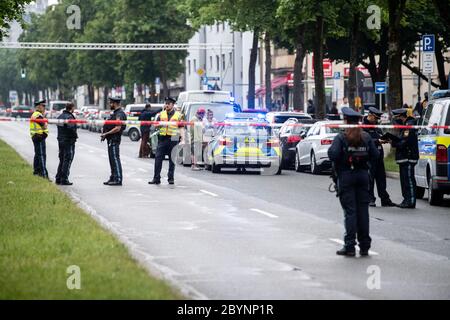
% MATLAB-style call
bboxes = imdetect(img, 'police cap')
[109,97,122,103]
[392,108,408,117]
[368,107,383,118]
[341,107,362,119]
[34,99,46,107]
[165,97,176,104]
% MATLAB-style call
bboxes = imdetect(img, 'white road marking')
[250,208,279,219]
[138,168,148,173]
[200,189,219,197]
[329,238,379,256]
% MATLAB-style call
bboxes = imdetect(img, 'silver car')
[295,121,343,174]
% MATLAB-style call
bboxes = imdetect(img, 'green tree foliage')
[0,0,33,40]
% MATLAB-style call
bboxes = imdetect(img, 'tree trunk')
[313,16,325,119]
[264,32,272,110]
[387,0,406,111]
[435,40,448,89]
[293,25,306,112]
[103,87,109,110]
[87,84,95,104]
[348,12,360,110]
[248,29,259,109]
[159,51,169,98]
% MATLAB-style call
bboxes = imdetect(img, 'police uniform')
[103,98,127,185]
[30,100,49,179]
[391,108,419,209]
[149,97,181,185]
[328,107,380,256]
[56,108,78,185]
[363,107,395,207]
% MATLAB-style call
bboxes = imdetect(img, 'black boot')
[381,199,396,207]
[336,247,356,257]
[148,179,161,185]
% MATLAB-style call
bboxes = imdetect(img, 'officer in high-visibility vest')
[149,97,182,185]
[30,99,50,180]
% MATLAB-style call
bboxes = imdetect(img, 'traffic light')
[20,68,26,79]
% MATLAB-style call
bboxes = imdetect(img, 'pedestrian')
[307,99,315,116]
[190,108,205,171]
[363,107,396,207]
[149,97,182,185]
[101,97,127,186]
[30,99,50,180]
[386,108,419,209]
[337,97,349,115]
[328,107,379,257]
[55,102,78,185]
[330,102,339,115]
[138,104,154,158]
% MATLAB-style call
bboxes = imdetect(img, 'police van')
[416,93,450,205]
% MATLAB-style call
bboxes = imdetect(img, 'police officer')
[328,107,379,257]
[149,97,182,185]
[55,102,78,185]
[30,99,50,180]
[389,108,419,209]
[363,107,396,207]
[101,97,127,186]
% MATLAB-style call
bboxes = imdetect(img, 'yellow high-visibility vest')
[159,110,181,136]
[30,111,49,137]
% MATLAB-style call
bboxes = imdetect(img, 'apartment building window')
[216,55,220,72]
[193,59,197,73]
[222,54,226,71]
[216,23,219,32]
[229,52,233,66]
[210,56,213,70]
[188,60,191,75]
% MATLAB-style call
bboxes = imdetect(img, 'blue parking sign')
[375,82,387,94]
[422,35,435,52]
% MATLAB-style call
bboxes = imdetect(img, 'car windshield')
[16,106,32,111]
[273,115,310,123]
[188,103,235,121]
[326,126,342,134]
[186,92,230,103]
[52,103,67,111]
[224,124,272,137]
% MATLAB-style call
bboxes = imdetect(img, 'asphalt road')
[1,121,450,299]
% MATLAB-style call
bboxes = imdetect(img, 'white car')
[294,120,343,174]
[176,90,232,110]
[48,100,71,118]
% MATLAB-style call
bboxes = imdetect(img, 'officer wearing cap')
[190,107,206,171]
[101,97,127,186]
[386,108,419,209]
[149,97,182,185]
[328,107,379,257]
[363,107,396,207]
[30,99,50,180]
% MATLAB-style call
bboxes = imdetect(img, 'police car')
[416,94,450,205]
[204,113,282,175]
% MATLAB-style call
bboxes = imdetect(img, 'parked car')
[89,110,111,133]
[48,100,71,118]
[266,112,313,136]
[279,118,318,169]
[79,106,100,129]
[0,104,7,116]
[177,90,232,109]
[295,120,343,174]
[11,105,33,118]
[415,96,450,205]
[123,103,164,141]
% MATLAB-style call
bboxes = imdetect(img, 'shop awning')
[255,76,289,96]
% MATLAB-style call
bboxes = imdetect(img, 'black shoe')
[60,181,73,186]
[106,181,122,186]
[336,248,356,257]
[103,181,112,185]
[381,200,397,207]
[148,179,161,185]
[397,202,416,209]
[369,201,376,207]
[360,250,369,257]
[168,180,175,185]
[55,180,61,185]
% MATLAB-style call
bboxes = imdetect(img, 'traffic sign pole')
[422,35,435,101]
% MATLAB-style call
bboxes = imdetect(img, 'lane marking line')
[200,189,219,197]
[329,238,379,256]
[250,208,279,219]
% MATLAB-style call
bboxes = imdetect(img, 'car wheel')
[129,128,140,142]
[428,176,443,206]
[310,152,321,174]
[416,186,425,200]
[295,151,304,173]
[276,165,282,175]
[212,160,221,173]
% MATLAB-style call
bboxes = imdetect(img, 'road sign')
[197,68,205,76]
[333,72,340,80]
[155,77,160,85]
[422,52,435,74]
[422,35,435,52]
[375,82,387,94]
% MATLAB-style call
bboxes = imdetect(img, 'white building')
[185,23,262,109]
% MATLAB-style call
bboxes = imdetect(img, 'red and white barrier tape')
[0,116,449,130]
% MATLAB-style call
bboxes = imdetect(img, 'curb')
[386,171,400,179]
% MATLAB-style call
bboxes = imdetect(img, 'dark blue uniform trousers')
[369,156,390,204]
[153,137,178,182]
[32,138,48,178]
[399,162,417,206]
[338,170,372,251]
[56,142,75,182]
[108,140,123,183]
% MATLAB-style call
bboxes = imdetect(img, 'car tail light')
[436,144,448,163]
[6,108,11,113]
[321,139,333,145]
[266,139,280,148]
[287,136,301,144]
[219,138,232,146]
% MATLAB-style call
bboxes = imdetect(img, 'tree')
[0,0,33,40]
